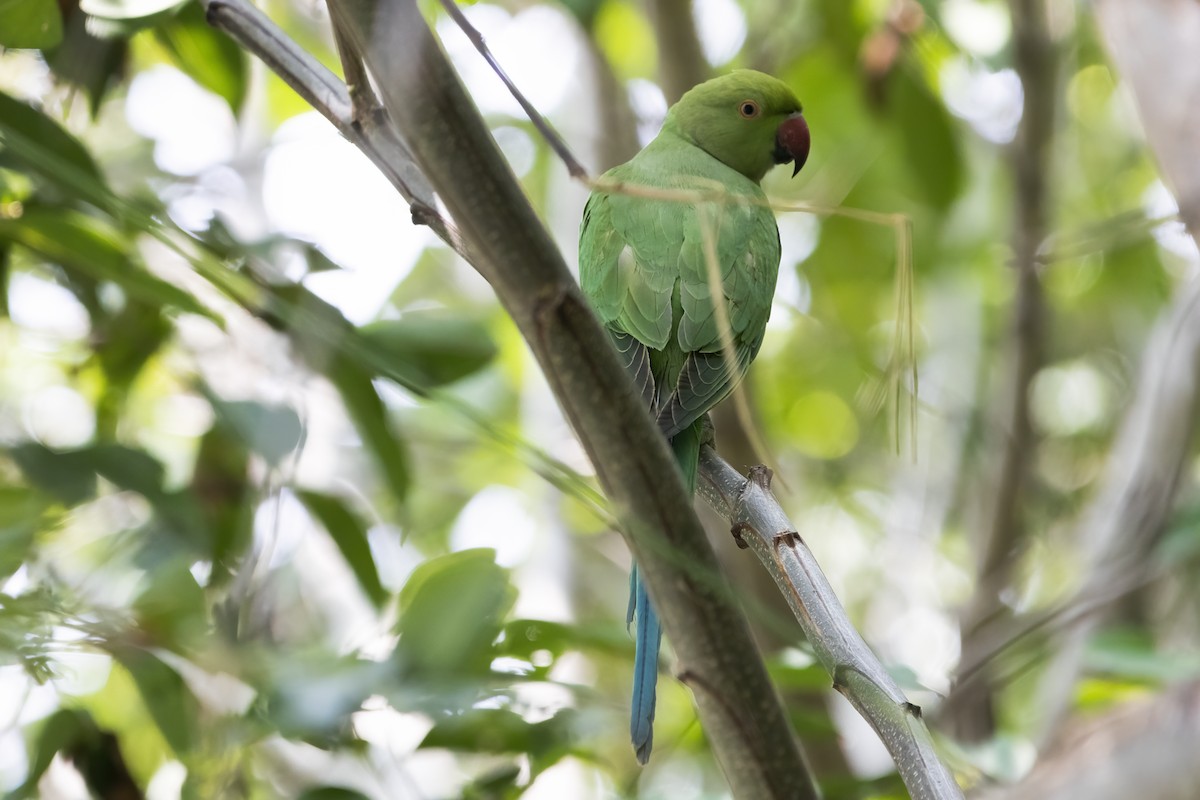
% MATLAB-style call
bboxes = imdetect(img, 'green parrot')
[578,70,810,763]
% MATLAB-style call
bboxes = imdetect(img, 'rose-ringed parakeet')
[578,70,810,763]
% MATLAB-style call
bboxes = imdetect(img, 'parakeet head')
[664,70,810,183]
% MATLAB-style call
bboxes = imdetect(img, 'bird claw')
[747,464,773,490]
[730,522,751,549]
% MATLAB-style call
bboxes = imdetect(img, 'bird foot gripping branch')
[746,463,775,490]
[578,69,810,764]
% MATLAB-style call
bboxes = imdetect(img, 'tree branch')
[1021,0,1200,739]
[976,681,1200,800]
[1094,0,1200,241]
[943,0,1055,741]
[434,0,588,179]
[697,449,964,800]
[645,0,708,103]
[321,1,817,796]
[204,0,467,258]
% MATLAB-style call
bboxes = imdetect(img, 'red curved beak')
[774,113,811,177]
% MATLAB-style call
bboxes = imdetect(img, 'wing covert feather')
[578,141,782,434]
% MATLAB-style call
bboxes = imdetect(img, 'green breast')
[578,130,781,382]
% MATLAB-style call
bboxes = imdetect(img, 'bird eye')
[738,100,760,119]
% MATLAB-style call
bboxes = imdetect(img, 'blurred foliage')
[0,0,1198,797]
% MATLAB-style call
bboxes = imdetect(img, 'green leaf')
[497,618,630,663]
[397,549,515,680]
[421,708,534,753]
[0,91,103,187]
[253,278,351,354]
[8,443,209,548]
[0,207,215,319]
[133,560,206,643]
[0,590,58,683]
[327,355,411,505]
[95,303,172,389]
[1158,502,1200,565]
[891,68,964,211]
[297,491,388,608]
[297,789,372,800]
[263,653,386,742]
[0,243,9,317]
[0,487,51,579]
[87,442,168,495]
[188,423,251,573]
[9,444,99,505]
[208,396,303,467]
[155,1,248,114]
[199,217,340,273]
[253,282,409,502]
[420,708,577,771]
[299,243,341,273]
[109,646,199,754]
[553,0,604,30]
[463,765,522,800]
[1085,627,1200,683]
[359,312,498,387]
[0,0,62,48]
[9,709,96,799]
[93,302,173,435]
[0,165,34,203]
[73,659,174,784]
[45,14,127,116]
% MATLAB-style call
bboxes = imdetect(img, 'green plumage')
[578,69,807,763]
[580,69,802,436]
[580,146,779,434]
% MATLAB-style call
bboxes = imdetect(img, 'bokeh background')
[1,0,1199,797]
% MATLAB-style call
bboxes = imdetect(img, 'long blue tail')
[628,566,661,764]
[627,421,702,764]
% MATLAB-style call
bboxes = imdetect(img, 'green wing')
[579,158,780,437]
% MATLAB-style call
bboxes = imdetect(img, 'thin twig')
[435,0,589,179]
[202,0,466,257]
[697,449,965,800]
[203,0,350,123]
[331,23,376,119]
